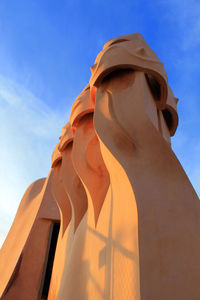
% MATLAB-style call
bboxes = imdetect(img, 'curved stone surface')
[48,145,72,300]
[92,68,200,300]
[0,173,60,300]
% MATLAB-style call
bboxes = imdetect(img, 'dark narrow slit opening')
[41,222,60,300]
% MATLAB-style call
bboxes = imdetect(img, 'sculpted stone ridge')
[51,144,62,168]
[58,122,73,152]
[69,84,93,127]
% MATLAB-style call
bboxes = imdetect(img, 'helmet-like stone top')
[90,33,168,109]
[70,84,93,128]
[90,33,178,135]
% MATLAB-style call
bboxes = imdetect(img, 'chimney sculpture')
[90,33,200,300]
[0,172,60,300]
[1,33,199,300]
[55,85,110,300]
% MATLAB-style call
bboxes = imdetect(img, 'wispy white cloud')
[0,74,69,247]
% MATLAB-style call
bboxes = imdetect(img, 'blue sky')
[0,0,199,247]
